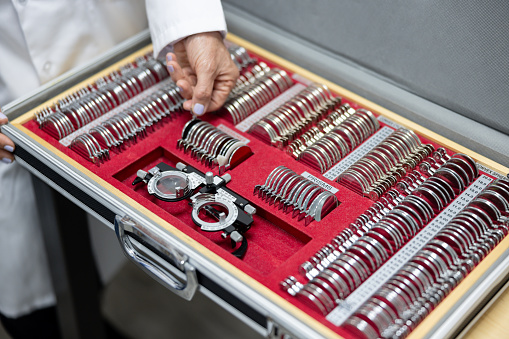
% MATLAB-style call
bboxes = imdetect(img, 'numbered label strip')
[291,73,314,86]
[301,172,339,194]
[377,115,403,130]
[323,126,394,180]
[326,174,493,326]
[217,124,251,144]
[477,163,506,180]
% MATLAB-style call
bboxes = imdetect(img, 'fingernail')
[2,157,12,164]
[193,103,205,116]
[0,112,6,120]
[177,86,183,93]
[166,54,172,62]
[4,145,13,153]
[167,65,174,73]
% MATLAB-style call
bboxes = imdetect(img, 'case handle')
[114,215,198,301]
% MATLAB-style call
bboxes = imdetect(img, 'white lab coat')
[0,0,226,318]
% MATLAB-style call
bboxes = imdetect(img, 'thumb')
[191,69,215,116]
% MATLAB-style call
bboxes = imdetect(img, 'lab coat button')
[43,61,52,71]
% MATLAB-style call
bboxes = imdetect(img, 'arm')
[146,0,239,116]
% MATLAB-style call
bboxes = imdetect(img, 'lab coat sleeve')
[146,0,227,59]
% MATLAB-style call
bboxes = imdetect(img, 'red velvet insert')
[22,50,495,338]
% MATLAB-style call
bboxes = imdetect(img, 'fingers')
[191,65,215,116]
[166,53,197,104]
[168,32,240,116]
[170,53,221,115]
[0,111,15,164]
[166,53,186,83]
[0,149,14,164]
[176,79,193,99]
[0,111,7,126]
[207,68,239,112]
[185,32,239,115]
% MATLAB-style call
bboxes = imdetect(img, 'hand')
[166,32,239,116]
[0,109,15,164]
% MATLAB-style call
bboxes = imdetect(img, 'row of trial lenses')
[177,119,252,173]
[34,52,155,123]
[248,83,340,148]
[297,109,380,174]
[227,43,257,70]
[253,166,339,225]
[221,69,294,125]
[282,154,478,313]
[346,179,509,339]
[300,170,432,280]
[287,103,356,159]
[300,177,426,279]
[338,128,422,195]
[366,148,457,203]
[296,191,408,280]
[231,62,271,95]
[302,153,478,279]
[39,56,169,139]
[299,152,476,280]
[223,42,264,94]
[363,144,436,200]
[69,82,183,164]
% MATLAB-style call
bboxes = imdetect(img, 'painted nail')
[167,65,174,73]
[193,103,205,116]
[4,145,13,153]
[1,157,12,164]
[166,54,172,62]
[0,112,6,120]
